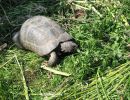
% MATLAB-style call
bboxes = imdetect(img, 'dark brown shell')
[20,16,72,56]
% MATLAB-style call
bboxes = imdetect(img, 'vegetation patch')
[0,0,130,99]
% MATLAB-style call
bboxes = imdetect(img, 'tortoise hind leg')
[48,51,58,66]
[12,32,23,48]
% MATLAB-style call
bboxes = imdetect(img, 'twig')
[41,65,71,76]
[0,43,7,51]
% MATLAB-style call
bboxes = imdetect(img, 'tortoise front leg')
[48,51,58,66]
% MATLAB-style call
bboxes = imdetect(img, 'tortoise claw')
[42,61,48,66]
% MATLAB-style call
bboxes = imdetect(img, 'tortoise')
[13,16,77,66]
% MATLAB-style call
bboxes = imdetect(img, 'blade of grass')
[0,56,15,69]
[14,55,29,100]
[108,73,130,96]
[97,70,110,100]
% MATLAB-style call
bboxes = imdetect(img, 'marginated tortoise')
[13,16,77,66]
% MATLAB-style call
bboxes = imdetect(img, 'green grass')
[0,0,130,99]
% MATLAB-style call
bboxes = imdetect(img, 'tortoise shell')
[19,16,72,56]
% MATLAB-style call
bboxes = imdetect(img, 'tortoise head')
[60,41,78,53]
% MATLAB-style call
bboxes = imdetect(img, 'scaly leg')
[48,51,58,66]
